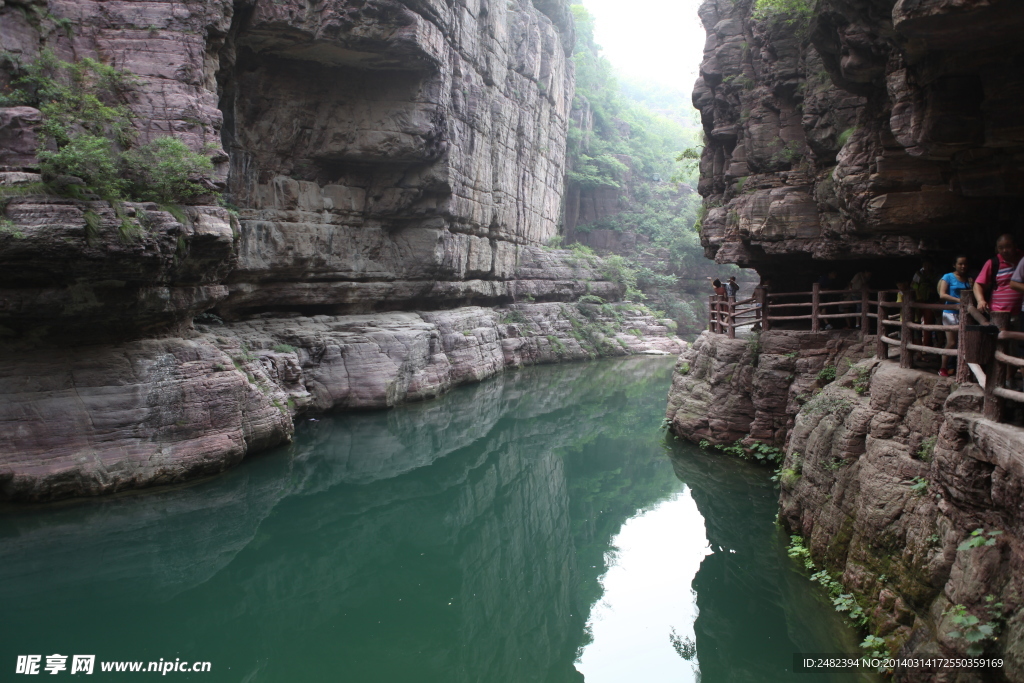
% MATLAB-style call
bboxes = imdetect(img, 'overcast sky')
[580,0,706,94]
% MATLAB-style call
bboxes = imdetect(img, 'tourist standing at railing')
[973,233,1023,331]
[911,260,939,348]
[938,256,972,377]
[727,276,740,299]
[1006,257,1024,357]
[711,278,727,297]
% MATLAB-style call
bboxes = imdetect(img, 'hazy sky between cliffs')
[580,0,705,93]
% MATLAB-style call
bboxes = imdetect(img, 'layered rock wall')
[0,0,686,500]
[779,363,1024,678]
[665,329,873,446]
[1,300,680,501]
[1,0,579,335]
[692,0,1024,290]
[667,330,1024,675]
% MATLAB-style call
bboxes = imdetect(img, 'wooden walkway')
[708,284,1024,423]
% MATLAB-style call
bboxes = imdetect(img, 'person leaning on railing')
[937,255,972,377]
[1008,255,1024,357]
[973,233,1023,331]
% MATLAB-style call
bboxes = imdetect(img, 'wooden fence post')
[760,287,770,332]
[876,290,887,359]
[860,287,870,339]
[984,337,1006,421]
[899,286,913,369]
[754,287,762,331]
[727,297,736,338]
[811,282,821,333]
[956,291,971,384]
[708,295,714,332]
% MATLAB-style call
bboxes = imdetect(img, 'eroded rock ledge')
[780,364,1024,678]
[666,333,1024,677]
[1,302,681,502]
[693,0,1024,288]
[0,0,687,501]
[666,329,872,446]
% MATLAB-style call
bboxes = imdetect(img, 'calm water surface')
[1,358,873,682]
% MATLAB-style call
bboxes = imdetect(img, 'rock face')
[1,301,681,501]
[666,330,1024,676]
[0,0,686,500]
[779,363,1024,679]
[685,0,1024,673]
[692,0,1024,290]
[1,0,578,334]
[665,329,873,446]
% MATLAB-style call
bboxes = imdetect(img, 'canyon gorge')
[0,0,683,501]
[666,0,1024,678]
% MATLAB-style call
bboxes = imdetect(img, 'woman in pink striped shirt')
[973,234,1023,329]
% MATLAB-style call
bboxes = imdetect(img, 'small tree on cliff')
[752,0,813,26]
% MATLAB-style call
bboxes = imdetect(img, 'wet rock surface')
[1,302,681,501]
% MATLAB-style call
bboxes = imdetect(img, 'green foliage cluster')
[803,394,851,416]
[816,365,836,383]
[860,635,890,662]
[713,438,785,467]
[499,309,528,325]
[791,536,877,640]
[837,127,856,148]
[787,535,815,570]
[751,0,813,27]
[567,6,702,191]
[272,343,296,353]
[945,597,1004,656]
[957,528,1002,551]
[546,334,567,356]
[853,366,871,394]
[1,50,214,206]
[916,435,937,462]
[599,254,643,302]
[909,476,929,496]
[811,569,868,626]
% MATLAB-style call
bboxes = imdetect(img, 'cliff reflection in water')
[666,446,877,683]
[0,357,868,682]
[0,358,682,682]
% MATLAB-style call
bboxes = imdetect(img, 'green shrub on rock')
[5,50,216,206]
[38,133,126,199]
[124,137,214,203]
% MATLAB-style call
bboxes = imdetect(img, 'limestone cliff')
[666,330,1024,676]
[0,0,684,501]
[693,0,1024,289]
[683,0,1024,670]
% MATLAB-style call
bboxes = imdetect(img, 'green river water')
[1,357,874,682]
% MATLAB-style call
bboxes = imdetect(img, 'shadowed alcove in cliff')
[211,1,462,320]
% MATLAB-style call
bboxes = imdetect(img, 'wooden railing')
[707,284,1024,422]
[708,283,874,338]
